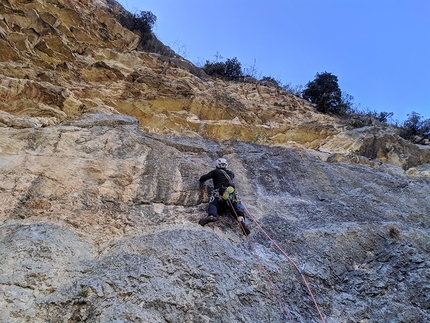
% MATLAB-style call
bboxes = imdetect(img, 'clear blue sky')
[117,0,429,123]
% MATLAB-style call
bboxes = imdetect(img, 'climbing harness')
[208,189,220,203]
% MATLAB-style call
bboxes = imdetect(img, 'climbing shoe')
[199,214,218,226]
[240,221,250,236]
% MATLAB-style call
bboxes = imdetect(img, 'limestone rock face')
[319,126,430,169]
[0,114,429,322]
[3,0,428,171]
[0,0,429,322]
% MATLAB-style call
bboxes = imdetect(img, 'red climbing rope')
[226,200,293,322]
[242,203,326,323]
[244,231,294,322]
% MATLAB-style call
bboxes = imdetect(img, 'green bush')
[77,285,89,298]
[302,71,352,115]
[203,61,227,76]
[115,9,172,54]
[133,11,156,35]
[203,57,243,78]
[398,112,430,142]
[340,109,394,129]
[373,111,394,123]
[117,10,156,35]
[282,82,303,97]
[260,76,280,87]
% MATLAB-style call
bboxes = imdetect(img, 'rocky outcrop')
[0,113,429,322]
[0,0,333,141]
[319,126,430,170]
[0,0,429,322]
[3,0,428,171]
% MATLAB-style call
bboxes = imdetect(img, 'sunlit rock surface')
[0,114,429,322]
[0,0,429,322]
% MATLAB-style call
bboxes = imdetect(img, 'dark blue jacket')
[199,169,235,189]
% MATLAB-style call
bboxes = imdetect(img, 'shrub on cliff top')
[260,76,281,87]
[398,112,430,143]
[116,9,175,56]
[117,10,156,35]
[302,71,352,116]
[203,57,243,78]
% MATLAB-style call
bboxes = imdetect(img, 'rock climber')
[199,157,250,235]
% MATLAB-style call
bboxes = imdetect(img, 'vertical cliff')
[0,0,429,322]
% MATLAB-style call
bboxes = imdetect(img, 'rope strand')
[226,199,293,322]
[245,230,293,322]
[242,204,326,323]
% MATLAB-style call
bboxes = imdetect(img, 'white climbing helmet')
[216,158,228,169]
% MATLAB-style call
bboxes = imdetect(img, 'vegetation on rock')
[399,112,430,143]
[0,0,429,321]
[203,56,243,78]
[302,71,351,115]
[202,55,428,145]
